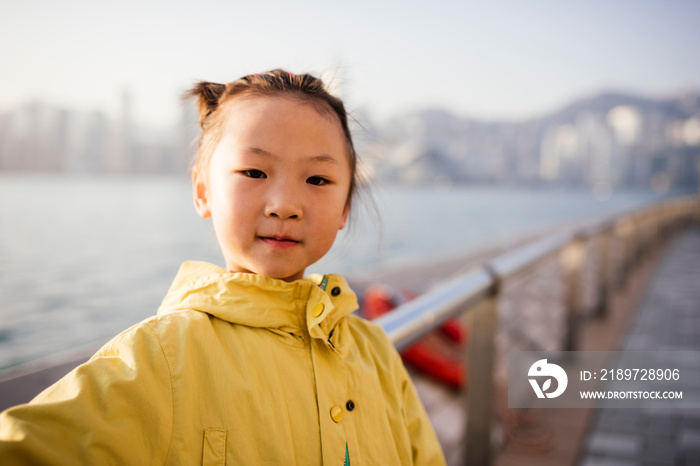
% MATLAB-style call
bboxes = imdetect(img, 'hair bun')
[186,82,227,127]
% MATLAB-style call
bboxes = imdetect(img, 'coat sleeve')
[396,352,447,466]
[0,322,173,465]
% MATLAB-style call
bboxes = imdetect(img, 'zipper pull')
[318,276,329,292]
[328,328,336,349]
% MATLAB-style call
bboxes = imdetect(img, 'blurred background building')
[2,89,698,193]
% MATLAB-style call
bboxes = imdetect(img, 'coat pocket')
[202,428,227,466]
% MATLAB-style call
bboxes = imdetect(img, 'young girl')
[0,70,446,465]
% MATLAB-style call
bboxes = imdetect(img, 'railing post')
[657,208,667,245]
[632,213,644,266]
[661,206,672,242]
[645,211,655,262]
[650,209,661,255]
[637,213,648,264]
[464,291,498,466]
[615,219,631,289]
[594,229,610,319]
[561,237,585,351]
[628,215,638,270]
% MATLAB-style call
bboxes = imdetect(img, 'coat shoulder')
[343,314,403,365]
[93,310,210,361]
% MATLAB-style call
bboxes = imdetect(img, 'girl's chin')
[233,266,306,282]
[224,257,309,282]
[271,269,306,282]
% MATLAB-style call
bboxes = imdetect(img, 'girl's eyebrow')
[246,147,339,165]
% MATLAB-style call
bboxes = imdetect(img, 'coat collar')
[157,261,359,342]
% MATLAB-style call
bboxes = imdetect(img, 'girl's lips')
[259,236,300,248]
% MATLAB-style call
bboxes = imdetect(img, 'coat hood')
[157,261,359,342]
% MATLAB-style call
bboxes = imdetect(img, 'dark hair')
[186,69,358,209]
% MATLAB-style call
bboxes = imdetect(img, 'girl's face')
[193,96,351,282]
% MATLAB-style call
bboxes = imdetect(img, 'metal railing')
[375,194,700,465]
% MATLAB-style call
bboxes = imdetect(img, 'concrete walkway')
[579,226,700,466]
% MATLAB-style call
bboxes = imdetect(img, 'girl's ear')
[339,205,349,230]
[192,170,212,218]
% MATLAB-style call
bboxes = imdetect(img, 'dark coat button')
[331,287,341,297]
[346,400,355,411]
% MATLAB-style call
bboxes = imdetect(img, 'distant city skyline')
[3,88,698,195]
[1,0,699,129]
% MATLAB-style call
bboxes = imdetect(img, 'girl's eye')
[242,169,267,179]
[307,176,330,186]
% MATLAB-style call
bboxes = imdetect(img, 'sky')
[1,0,699,129]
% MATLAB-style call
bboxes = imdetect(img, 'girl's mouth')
[259,236,301,248]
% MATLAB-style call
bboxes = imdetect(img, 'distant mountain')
[363,91,700,190]
[548,91,699,123]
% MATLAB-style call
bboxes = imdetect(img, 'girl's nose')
[264,182,303,220]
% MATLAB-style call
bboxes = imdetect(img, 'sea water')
[0,174,687,369]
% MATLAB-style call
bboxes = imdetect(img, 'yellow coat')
[0,261,446,465]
